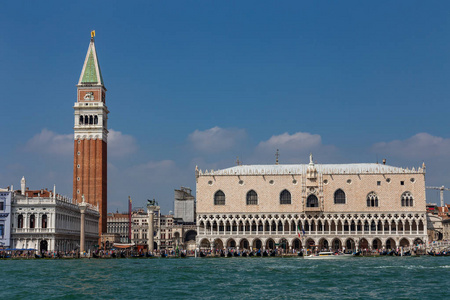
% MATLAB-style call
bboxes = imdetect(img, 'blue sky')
[1,1,450,213]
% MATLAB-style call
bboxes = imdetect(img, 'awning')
[112,243,134,249]
[1,248,36,251]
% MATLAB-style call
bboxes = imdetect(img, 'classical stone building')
[73,33,109,237]
[443,218,450,241]
[131,208,149,249]
[196,155,428,252]
[426,203,449,241]
[0,189,12,248]
[10,178,99,252]
[107,212,130,243]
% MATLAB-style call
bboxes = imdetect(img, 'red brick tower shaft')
[73,34,109,237]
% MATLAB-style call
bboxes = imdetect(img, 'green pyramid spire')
[79,38,104,86]
[81,49,98,83]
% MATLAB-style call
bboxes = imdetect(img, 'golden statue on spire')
[91,30,95,38]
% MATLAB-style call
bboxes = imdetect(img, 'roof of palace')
[198,163,425,176]
[78,37,104,86]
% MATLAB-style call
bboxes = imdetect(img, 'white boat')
[304,251,353,259]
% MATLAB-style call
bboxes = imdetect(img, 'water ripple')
[1,256,449,299]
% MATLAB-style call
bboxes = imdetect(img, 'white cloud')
[254,131,336,163]
[24,128,137,158]
[371,133,450,159]
[24,129,72,156]
[257,132,322,151]
[108,129,138,157]
[188,126,246,153]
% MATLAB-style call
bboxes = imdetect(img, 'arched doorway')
[279,238,288,253]
[227,239,236,249]
[319,238,329,250]
[332,238,342,250]
[240,239,250,250]
[359,238,368,250]
[386,238,396,250]
[200,239,210,249]
[253,239,262,250]
[266,239,275,250]
[292,239,302,250]
[345,238,355,250]
[399,238,410,247]
[184,230,197,242]
[213,239,223,250]
[305,238,315,249]
[40,240,48,252]
[372,238,382,250]
[153,242,158,250]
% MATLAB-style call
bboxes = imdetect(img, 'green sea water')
[1,256,449,299]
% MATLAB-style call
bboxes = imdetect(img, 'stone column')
[148,209,154,253]
[79,200,88,253]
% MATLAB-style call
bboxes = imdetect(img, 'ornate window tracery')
[280,190,291,205]
[367,192,379,207]
[214,190,225,205]
[246,190,258,205]
[307,194,319,207]
[334,189,346,204]
[401,192,413,207]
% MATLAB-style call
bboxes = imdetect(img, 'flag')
[297,224,306,238]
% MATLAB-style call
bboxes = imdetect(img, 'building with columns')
[131,208,149,250]
[73,33,109,237]
[195,155,428,252]
[0,189,12,248]
[10,177,99,252]
[107,212,130,244]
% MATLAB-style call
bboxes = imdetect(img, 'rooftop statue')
[147,199,158,206]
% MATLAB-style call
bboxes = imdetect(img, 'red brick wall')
[73,139,107,236]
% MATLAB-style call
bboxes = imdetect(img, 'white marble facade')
[10,183,99,252]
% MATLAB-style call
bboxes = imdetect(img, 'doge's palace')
[196,155,428,252]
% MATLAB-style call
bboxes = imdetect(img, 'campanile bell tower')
[73,31,108,236]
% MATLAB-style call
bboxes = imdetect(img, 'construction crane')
[426,186,450,207]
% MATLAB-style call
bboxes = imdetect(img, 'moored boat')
[304,251,353,259]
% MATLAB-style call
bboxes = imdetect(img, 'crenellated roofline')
[196,163,426,177]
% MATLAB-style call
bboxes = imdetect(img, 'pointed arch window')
[280,190,291,205]
[79,116,83,125]
[367,192,379,207]
[214,190,225,205]
[246,190,258,205]
[334,189,346,204]
[89,115,94,125]
[94,115,98,125]
[307,194,319,207]
[401,192,413,207]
